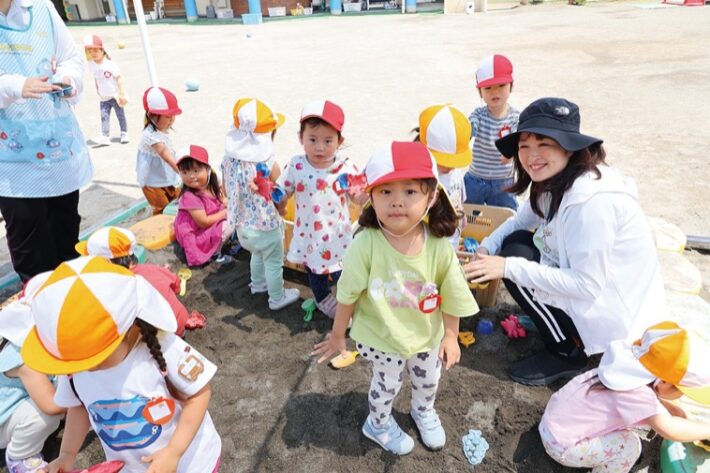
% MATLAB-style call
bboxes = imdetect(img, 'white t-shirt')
[438,168,467,248]
[88,59,121,101]
[54,332,221,473]
[136,127,181,188]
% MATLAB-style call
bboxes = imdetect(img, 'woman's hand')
[463,253,504,283]
[311,332,348,364]
[143,445,181,473]
[438,333,460,370]
[47,452,76,473]
[22,76,58,99]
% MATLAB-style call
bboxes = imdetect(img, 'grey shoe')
[411,409,446,450]
[268,287,300,310]
[362,416,414,455]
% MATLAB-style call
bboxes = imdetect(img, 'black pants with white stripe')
[500,230,584,357]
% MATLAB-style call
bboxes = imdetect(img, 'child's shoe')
[120,132,130,144]
[410,409,446,450]
[249,282,268,294]
[268,287,300,310]
[5,453,48,473]
[316,293,338,319]
[91,135,110,147]
[362,415,414,455]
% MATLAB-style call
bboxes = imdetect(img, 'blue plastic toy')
[517,315,538,332]
[463,237,479,254]
[462,429,489,465]
[254,162,285,203]
[476,318,494,335]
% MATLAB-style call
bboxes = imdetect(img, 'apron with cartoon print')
[0,1,89,197]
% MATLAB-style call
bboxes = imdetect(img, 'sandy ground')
[2,1,710,471]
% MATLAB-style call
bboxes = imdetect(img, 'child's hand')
[439,333,461,370]
[142,445,181,473]
[499,155,512,164]
[47,452,76,473]
[118,94,128,107]
[311,332,348,364]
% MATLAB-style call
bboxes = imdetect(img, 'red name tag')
[419,294,441,314]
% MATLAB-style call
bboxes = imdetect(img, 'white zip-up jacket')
[481,165,667,354]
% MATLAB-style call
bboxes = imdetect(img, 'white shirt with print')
[88,59,121,100]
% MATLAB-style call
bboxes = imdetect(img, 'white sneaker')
[120,133,130,144]
[268,287,300,310]
[249,282,268,294]
[91,135,110,147]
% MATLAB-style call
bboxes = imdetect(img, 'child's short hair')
[299,117,343,140]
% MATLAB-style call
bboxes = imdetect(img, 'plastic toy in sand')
[462,429,489,466]
[302,298,317,322]
[476,318,494,335]
[129,214,175,250]
[661,439,710,472]
[68,460,125,473]
[517,315,537,332]
[500,315,527,339]
[185,78,200,92]
[177,267,192,296]
[333,173,367,196]
[254,162,285,203]
[185,310,206,330]
[458,331,476,348]
[330,350,358,369]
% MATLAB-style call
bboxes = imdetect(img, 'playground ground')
[1,1,710,471]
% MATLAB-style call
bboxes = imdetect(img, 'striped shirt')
[468,105,520,179]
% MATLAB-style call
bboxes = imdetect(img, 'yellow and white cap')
[598,321,710,405]
[418,104,473,169]
[21,256,177,375]
[225,98,285,163]
[75,226,136,259]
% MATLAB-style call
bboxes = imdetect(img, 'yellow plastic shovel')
[330,351,359,369]
[177,268,192,297]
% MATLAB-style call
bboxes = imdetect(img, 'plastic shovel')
[330,351,359,369]
[177,268,192,297]
[68,460,125,473]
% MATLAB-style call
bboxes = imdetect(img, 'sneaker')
[362,415,414,455]
[120,133,130,144]
[5,453,48,473]
[316,293,338,319]
[507,350,588,386]
[268,287,300,310]
[410,409,446,450]
[249,281,268,294]
[91,135,110,147]
[214,254,231,264]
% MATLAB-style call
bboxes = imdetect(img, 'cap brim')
[366,168,439,192]
[152,107,182,116]
[21,326,125,375]
[75,240,89,256]
[678,384,710,405]
[476,76,513,88]
[496,127,603,158]
[598,339,657,391]
[275,113,286,129]
[430,147,473,169]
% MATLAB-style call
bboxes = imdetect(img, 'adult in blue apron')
[0,0,93,282]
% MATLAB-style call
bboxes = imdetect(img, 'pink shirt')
[540,369,666,448]
[174,190,226,266]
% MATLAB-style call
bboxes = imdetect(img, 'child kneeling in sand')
[540,321,710,473]
[312,142,478,455]
[21,256,222,473]
[77,226,206,334]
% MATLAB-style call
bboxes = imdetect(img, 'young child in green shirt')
[312,141,479,455]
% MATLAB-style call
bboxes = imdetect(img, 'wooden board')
[129,214,176,251]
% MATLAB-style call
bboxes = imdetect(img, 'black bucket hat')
[496,97,603,158]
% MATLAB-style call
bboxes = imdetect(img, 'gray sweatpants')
[0,399,62,460]
[357,343,442,428]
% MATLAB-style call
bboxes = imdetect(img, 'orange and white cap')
[75,226,136,259]
[418,104,473,169]
[83,34,103,49]
[598,321,710,405]
[225,98,285,163]
[21,256,177,375]
[300,100,345,132]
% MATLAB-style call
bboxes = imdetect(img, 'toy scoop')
[330,350,358,369]
[177,268,192,296]
[458,331,476,348]
[68,460,125,473]
[302,298,316,322]
[500,314,527,339]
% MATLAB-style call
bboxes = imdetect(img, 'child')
[20,256,222,473]
[76,225,207,335]
[416,104,473,248]
[312,142,479,455]
[137,86,182,215]
[540,321,710,473]
[174,145,233,267]
[277,100,365,318]
[83,34,129,147]
[221,98,300,310]
[465,54,519,210]
[0,284,64,473]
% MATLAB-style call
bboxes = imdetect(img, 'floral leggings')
[539,421,642,473]
[357,343,442,428]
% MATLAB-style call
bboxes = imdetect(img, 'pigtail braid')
[136,319,167,375]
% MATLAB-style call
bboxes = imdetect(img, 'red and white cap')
[365,141,438,190]
[300,100,345,132]
[83,34,103,49]
[176,144,210,166]
[476,54,513,88]
[142,87,182,116]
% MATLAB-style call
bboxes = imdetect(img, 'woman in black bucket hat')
[464,98,667,386]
